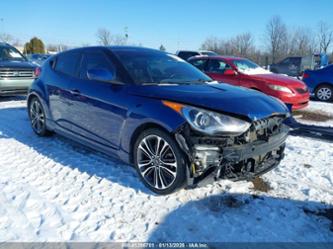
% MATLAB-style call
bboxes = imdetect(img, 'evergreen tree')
[23,37,46,54]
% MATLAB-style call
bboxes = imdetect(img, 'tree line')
[0,15,332,62]
[201,16,333,65]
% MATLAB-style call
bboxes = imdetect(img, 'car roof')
[109,46,163,53]
[56,46,165,55]
[189,55,245,61]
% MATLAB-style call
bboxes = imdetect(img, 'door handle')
[69,89,81,96]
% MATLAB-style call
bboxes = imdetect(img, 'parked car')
[269,53,329,77]
[26,53,51,66]
[28,46,289,194]
[188,55,310,110]
[303,64,333,101]
[0,42,37,96]
[176,50,218,61]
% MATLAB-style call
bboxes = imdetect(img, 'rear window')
[54,51,81,77]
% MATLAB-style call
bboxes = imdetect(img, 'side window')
[190,59,207,71]
[54,51,81,77]
[290,57,301,65]
[79,51,117,80]
[207,60,229,73]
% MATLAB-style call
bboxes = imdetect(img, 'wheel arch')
[128,122,174,164]
[314,82,333,92]
[27,91,54,130]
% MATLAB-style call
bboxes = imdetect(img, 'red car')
[188,56,310,110]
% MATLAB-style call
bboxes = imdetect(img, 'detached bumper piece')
[179,115,289,187]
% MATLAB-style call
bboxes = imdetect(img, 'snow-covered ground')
[294,100,333,127]
[0,97,332,242]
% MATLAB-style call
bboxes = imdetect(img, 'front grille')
[0,69,34,79]
[295,87,308,94]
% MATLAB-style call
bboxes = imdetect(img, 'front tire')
[28,97,52,136]
[315,84,333,102]
[133,128,187,195]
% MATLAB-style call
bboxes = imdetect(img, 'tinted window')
[113,49,212,85]
[177,51,200,60]
[207,60,230,73]
[55,51,81,77]
[79,51,116,80]
[189,59,207,71]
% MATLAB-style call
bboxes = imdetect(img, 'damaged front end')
[175,115,289,187]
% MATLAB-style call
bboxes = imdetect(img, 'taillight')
[302,72,310,79]
[34,67,41,78]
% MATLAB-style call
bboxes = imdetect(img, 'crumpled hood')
[0,60,36,70]
[130,83,289,121]
[249,73,306,88]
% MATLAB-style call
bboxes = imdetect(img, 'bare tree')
[96,28,128,46]
[265,16,288,63]
[231,32,254,57]
[96,28,112,46]
[288,27,314,56]
[317,21,333,53]
[200,36,223,53]
[0,33,13,43]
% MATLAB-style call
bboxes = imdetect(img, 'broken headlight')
[182,106,251,135]
[163,100,251,136]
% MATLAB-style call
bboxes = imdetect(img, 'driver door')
[65,49,128,150]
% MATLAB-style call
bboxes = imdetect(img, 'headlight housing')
[163,101,251,136]
[268,84,293,94]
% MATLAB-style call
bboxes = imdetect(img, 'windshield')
[113,49,213,85]
[0,46,26,62]
[232,59,271,75]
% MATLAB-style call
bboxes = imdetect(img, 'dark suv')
[0,43,36,96]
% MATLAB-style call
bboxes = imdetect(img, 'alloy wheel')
[317,87,332,101]
[136,135,178,190]
[29,99,45,134]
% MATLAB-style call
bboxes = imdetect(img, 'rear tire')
[315,84,333,102]
[28,97,52,136]
[133,128,187,195]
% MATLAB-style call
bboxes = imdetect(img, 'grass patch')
[293,110,333,122]
[251,177,272,192]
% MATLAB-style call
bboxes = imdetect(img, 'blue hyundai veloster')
[28,46,289,194]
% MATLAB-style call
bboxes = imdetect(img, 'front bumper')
[177,122,289,188]
[276,92,310,110]
[0,79,33,96]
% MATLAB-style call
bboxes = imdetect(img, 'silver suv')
[0,43,36,96]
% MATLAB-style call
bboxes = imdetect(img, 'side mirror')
[87,68,123,84]
[224,69,236,76]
